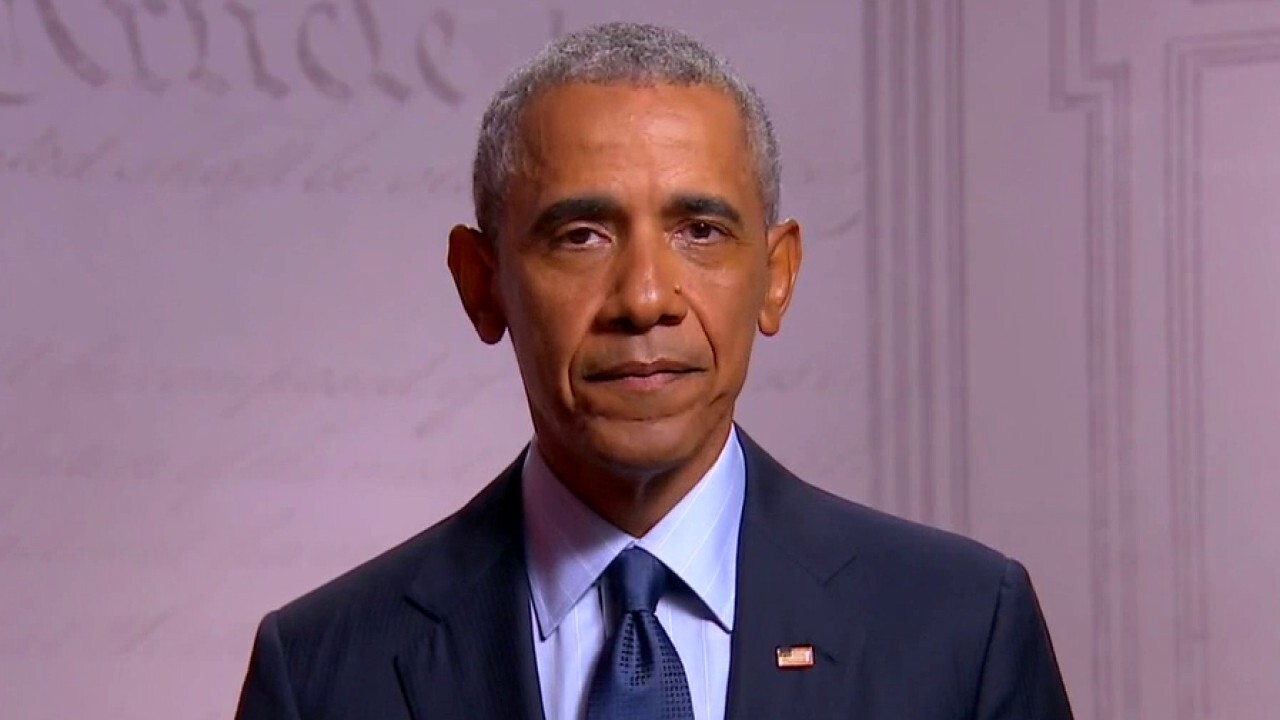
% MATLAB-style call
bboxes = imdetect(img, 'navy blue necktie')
[585,547,695,720]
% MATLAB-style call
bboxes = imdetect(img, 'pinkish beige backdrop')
[2,1,1278,718]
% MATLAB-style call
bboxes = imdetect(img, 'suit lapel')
[394,454,546,720]
[725,432,872,720]
[387,431,872,719]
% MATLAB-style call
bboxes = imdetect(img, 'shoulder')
[271,513,448,634]
[237,461,525,712]
[739,432,1015,605]
[749,454,1030,662]
[788,474,1011,586]
[268,463,521,643]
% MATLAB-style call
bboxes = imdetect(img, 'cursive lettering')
[225,0,289,99]
[33,0,111,89]
[2,1,563,104]
[179,0,228,95]
[297,1,352,101]
[351,0,410,102]
[102,0,167,94]
[413,9,462,107]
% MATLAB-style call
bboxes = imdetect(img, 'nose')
[599,224,688,333]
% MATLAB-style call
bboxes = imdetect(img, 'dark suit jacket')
[235,431,1073,719]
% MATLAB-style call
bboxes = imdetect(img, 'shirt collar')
[522,427,746,641]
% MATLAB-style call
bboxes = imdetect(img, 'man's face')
[450,82,801,476]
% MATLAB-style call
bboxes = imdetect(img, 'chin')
[579,413,712,475]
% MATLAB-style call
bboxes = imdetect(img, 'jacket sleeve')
[235,611,304,720]
[971,559,1074,719]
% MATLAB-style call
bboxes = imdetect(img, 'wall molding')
[1191,0,1280,5]
[860,0,971,533]
[1164,27,1280,720]
[1048,1,1140,718]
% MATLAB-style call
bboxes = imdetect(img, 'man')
[235,22,1073,720]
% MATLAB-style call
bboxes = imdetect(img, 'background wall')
[2,1,1277,718]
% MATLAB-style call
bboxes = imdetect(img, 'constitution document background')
[2,1,1279,718]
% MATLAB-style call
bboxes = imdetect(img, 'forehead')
[514,82,757,199]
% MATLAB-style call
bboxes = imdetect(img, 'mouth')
[583,359,703,388]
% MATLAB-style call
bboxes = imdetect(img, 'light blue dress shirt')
[522,427,746,720]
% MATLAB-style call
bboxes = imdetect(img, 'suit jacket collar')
[392,428,869,720]
[725,430,869,719]
[396,449,545,720]
[523,426,746,640]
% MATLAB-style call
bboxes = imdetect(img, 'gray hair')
[471,22,781,238]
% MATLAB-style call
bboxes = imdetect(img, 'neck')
[537,421,733,537]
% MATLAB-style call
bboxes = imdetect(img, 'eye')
[677,220,728,244]
[557,226,609,248]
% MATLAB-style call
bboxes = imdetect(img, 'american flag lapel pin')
[775,644,815,670]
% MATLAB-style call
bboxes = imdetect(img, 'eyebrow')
[529,195,622,237]
[526,192,746,237]
[663,194,744,228]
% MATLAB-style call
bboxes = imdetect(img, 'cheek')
[693,269,767,371]
[504,269,595,380]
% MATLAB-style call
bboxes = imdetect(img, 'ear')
[447,224,507,344]
[757,218,802,337]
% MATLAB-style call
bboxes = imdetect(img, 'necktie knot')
[588,546,694,719]
[605,547,668,614]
